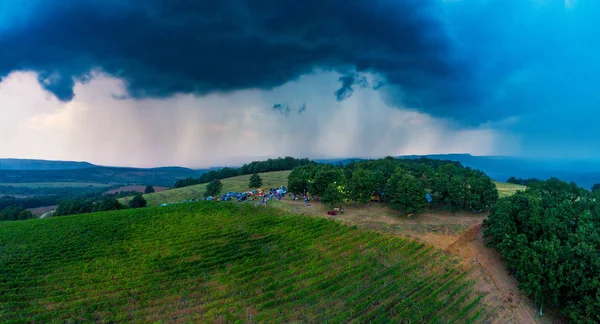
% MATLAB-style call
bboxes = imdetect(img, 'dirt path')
[274,199,547,323]
[445,224,541,323]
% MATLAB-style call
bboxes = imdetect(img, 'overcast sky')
[0,0,598,168]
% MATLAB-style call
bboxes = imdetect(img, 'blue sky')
[0,0,599,167]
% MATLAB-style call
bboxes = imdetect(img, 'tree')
[372,170,387,203]
[417,164,435,189]
[431,164,464,212]
[483,179,600,321]
[467,174,498,212]
[144,185,155,194]
[0,206,34,222]
[447,176,465,213]
[347,169,375,206]
[204,179,223,198]
[321,183,345,208]
[592,183,600,192]
[95,198,126,212]
[288,165,316,195]
[309,166,343,198]
[249,173,263,188]
[386,172,427,216]
[128,194,147,208]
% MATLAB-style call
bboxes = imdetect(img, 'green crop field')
[494,181,526,198]
[0,203,488,323]
[125,170,291,206]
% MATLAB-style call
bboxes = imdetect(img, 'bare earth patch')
[27,205,58,216]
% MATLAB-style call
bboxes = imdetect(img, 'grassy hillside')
[494,181,526,198]
[0,203,487,323]
[129,170,521,207]
[129,170,290,206]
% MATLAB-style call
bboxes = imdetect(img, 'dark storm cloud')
[0,0,471,107]
[297,104,306,115]
[272,104,291,117]
[334,73,370,101]
[272,103,306,116]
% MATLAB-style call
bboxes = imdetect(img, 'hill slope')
[0,166,206,187]
[127,170,522,206]
[130,170,290,206]
[0,158,95,170]
[0,203,487,322]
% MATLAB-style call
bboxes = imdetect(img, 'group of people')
[291,194,311,207]
[256,191,312,208]
[258,190,284,207]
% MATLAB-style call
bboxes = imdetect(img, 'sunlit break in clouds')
[1,0,600,167]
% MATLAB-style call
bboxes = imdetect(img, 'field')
[494,182,526,198]
[0,203,488,323]
[126,170,290,206]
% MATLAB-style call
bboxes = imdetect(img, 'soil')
[27,205,58,216]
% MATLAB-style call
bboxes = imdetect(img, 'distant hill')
[0,159,208,187]
[0,158,95,170]
[0,167,207,187]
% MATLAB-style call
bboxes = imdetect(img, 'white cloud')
[0,71,518,168]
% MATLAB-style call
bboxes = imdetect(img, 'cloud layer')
[2,0,600,164]
[0,71,513,167]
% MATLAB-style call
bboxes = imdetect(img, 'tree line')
[174,157,314,188]
[483,178,600,321]
[287,157,498,215]
[506,176,541,186]
[0,184,138,213]
[53,191,147,217]
[0,206,34,222]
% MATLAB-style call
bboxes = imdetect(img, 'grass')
[495,181,527,198]
[0,202,489,323]
[122,170,291,206]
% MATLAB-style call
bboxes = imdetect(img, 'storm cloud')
[0,0,471,112]
[2,0,600,164]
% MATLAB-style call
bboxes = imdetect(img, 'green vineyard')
[0,203,487,323]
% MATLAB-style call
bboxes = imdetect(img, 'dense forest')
[53,191,140,217]
[174,157,314,188]
[0,190,139,221]
[287,156,498,215]
[483,178,600,321]
[0,206,34,221]
[0,185,128,212]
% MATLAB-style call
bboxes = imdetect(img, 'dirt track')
[445,224,541,323]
